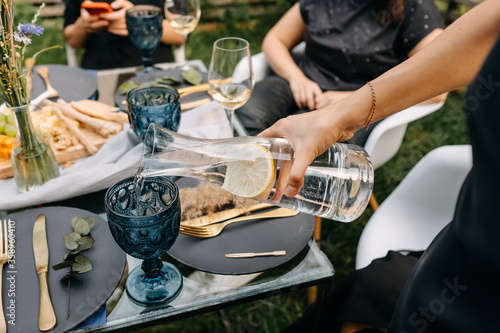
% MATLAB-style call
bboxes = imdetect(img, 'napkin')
[0,102,232,212]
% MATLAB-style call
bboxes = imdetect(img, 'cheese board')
[0,100,125,179]
[0,123,120,179]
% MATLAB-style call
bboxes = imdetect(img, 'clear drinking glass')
[126,5,164,73]
[208,37,254,136]
[164,0,201,67]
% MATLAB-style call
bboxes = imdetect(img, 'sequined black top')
[298,0,443,91]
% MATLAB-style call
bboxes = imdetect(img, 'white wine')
[211,83,252,110]
[169,15,199,35]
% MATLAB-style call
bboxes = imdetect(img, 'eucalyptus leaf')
[60,272,77,283]
[182,69,203,85]
[52,261,74,271]
[71,216,85,229]
[72,255,92,274]
[156,77,181,85]
[74,218,90,235]
[119,80,139,95]
[77,236,95,251]
[65,252,78,259]
[84,217,96,230]
[64,232,81,250]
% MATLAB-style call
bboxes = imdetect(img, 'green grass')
[25,3,470,331]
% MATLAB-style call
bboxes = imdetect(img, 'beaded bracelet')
[366,81,376,130]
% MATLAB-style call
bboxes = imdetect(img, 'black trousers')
[282,251,423,333]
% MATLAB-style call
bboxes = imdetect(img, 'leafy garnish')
[118,81,139,95]
[182,68,203,85]
[118,69,203,95]
[155,76,181,85]
[53,216,96,319]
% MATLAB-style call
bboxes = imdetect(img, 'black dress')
[64,0,174,70]
[284,29,500,333]
[388,36,500,333]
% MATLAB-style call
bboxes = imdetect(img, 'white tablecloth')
[0,102,232,212]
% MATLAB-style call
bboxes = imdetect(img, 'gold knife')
[33,214,57,331]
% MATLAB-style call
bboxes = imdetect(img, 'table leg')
[312,276,333,333]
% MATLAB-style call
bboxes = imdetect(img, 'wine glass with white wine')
[164,0,200,68]
[208,37,254,136]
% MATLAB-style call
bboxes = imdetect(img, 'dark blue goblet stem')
[141,257,164,279]
[142,50,154,69]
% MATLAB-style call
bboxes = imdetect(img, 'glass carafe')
[138,124,374,222]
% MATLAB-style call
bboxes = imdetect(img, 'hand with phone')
[82,2,113,15]
[77,1,111,35]
[99,0,134,36]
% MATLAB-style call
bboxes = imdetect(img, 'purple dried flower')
[18,23,44,36]
[13,23,44,45]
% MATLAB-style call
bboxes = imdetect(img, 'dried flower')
[13,23,44,45]
[0,2,59,107]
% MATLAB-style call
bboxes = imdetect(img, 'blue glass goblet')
[126,5,163,73]
[105,176,182,304]
[126,84,181,142]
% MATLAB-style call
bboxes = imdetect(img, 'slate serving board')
[31,64,98,102]
[168,178,316,275]
[2,206,126,332]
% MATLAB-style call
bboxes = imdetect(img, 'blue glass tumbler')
[105,176,183,304]
[126,84,181,142]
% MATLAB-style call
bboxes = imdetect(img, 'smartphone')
[81,2,113,15]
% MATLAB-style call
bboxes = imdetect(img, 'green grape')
[0,113,5,123]
[6,112,15,126]
[0,120,5,135]
[4,123,17,138]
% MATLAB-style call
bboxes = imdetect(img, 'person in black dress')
[260,1,500,331]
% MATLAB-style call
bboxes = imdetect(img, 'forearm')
[262,35,305,82]
[161,20,184,45]
[261,2,306,83]
[64,19,89,50]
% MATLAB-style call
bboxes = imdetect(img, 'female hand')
[288,76,323,110]
[315,90,353,109]
[79,2,110,34]
[100,0,134,36]
[258,107,360,197]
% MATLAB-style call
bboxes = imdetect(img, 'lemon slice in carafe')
[222,143,275,198]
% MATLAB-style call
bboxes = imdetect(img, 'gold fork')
[0,220,11,333]
[180,207,299,238]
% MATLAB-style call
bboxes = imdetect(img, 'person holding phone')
[64,0,184,69]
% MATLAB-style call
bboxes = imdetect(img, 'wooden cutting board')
[0,124,121,179]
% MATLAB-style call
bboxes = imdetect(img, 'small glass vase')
[9,104,60,193]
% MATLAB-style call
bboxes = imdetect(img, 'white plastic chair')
[355,145,473,270]
[364,102,444,170]
[66,44,78,67]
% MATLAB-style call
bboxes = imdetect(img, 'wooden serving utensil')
[225,250,286,258]
[36,66,59,99]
